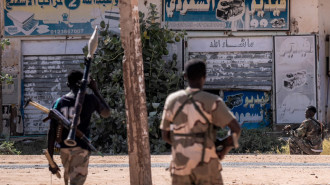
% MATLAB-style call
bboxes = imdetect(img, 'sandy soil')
[1,154,330,185]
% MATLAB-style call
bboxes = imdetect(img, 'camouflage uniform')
[288,118,323,155]
[160,87,236,185]
[60,147,90,185]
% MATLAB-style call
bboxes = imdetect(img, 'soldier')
[47,70,110,185]
[285,106,324,155]
[160,59,241,185]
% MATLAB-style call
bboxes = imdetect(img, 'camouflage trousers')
[60,147,91,185]
[288,137,321,155]
[172,158,223,185]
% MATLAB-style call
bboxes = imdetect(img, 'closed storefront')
[22,40,86,134]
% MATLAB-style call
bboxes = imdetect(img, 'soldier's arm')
[47,119,57,159]
[89,78,110,118]
[295,121,308,138]
[162,130,172,145]
[160,96,173,145]
[160,116,172,145]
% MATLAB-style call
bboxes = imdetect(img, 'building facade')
[1,0,330,136]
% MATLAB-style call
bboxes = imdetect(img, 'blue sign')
[4,0,120,36]
[224,90,271,129]
[163,0,289,30]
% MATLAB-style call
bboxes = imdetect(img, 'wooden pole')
[118,1,152,185]
[0,8,3,135]
[0,40,2,135]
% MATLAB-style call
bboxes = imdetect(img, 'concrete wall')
[290,0,319,34]
[317,0,330,125]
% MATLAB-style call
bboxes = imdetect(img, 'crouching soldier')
[284,106,324,155]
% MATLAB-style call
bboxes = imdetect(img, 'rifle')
[25,99,104,156]
[215,133,239,152]
[64,26,98,147]
[283,120,327,140]
[282,124,299,136]
[43,149,61,179]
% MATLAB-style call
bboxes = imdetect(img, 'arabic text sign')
[188,37,273,52]
[164,0,289,30]
[224,90,271,129]
[4,0,120,36]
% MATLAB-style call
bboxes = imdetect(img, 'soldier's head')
[184,59,206,88]
[67,70,83,92]
[305,105,317,118]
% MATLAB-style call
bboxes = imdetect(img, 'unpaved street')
[1,155,330,185]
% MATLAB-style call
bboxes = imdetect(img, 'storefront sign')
[4,0,120,36]
[188,37,273,52]
[224,90,271,128]
[274,35,317,124]
[163,0,289,31]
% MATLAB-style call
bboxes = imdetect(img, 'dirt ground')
[1,154,330,185]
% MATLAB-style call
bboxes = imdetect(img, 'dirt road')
[1,154,330,185]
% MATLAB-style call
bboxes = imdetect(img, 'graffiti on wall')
[163,0,289,30]
[274,35,316,124]
[224,90,271,128]
[4,0,120,36]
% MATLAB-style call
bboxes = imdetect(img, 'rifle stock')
[26,100,103,156]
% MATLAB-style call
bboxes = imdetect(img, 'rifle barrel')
[28,101,50,114]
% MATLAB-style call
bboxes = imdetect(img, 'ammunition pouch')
[56,125,63,143]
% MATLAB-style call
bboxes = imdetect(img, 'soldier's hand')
[283,125,292,131]
[49,163,60,174]
[216,146,232,160]
[88,77,98,91]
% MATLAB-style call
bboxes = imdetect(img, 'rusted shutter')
[23,55,84,134]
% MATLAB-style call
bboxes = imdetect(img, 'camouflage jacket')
[294,118,323,150]
[160,87,236,176]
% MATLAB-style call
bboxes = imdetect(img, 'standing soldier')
[285,105,324,155]
[160,59,241,185]
[47,70,110,185]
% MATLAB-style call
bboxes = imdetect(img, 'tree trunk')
[118,1,152,185]
[0,42,3,135]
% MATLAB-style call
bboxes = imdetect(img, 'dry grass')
[277,138,330,155]
[321,138,330,155]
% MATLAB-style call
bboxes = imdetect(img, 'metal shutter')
[23,55,84,134]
